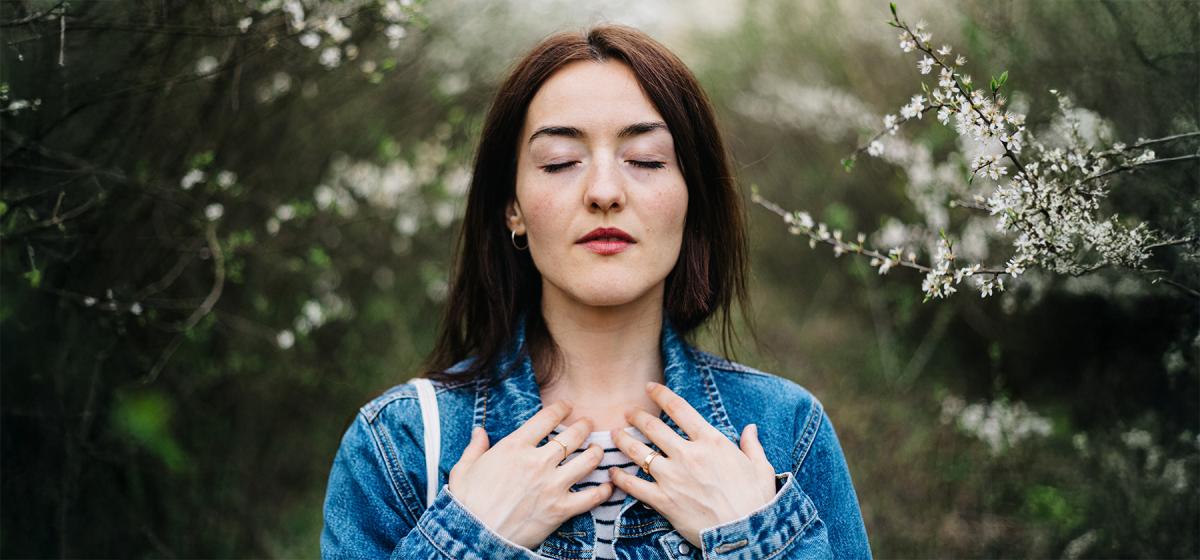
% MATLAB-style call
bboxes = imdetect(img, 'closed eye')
[630,160,665,170]
[541,162,577,174]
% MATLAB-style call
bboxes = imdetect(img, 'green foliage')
[110,391,189,472]
[1,0,1195,558]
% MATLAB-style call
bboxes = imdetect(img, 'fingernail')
[645,381,656,391]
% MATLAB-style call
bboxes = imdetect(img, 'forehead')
[524,59,667,136]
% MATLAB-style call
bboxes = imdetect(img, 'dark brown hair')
[422,24,751,387]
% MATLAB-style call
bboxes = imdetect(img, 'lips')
[576,227,636,244]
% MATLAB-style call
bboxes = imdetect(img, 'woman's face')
[507,59,688,309]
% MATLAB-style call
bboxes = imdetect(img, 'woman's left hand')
[608,381,779,549]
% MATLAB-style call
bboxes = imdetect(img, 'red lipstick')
[576,227,635,255]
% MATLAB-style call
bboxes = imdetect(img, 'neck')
[536,282,666,431]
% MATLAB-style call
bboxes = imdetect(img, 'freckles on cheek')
[647,184,688,234]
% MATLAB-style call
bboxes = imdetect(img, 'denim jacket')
[321,313,872,559]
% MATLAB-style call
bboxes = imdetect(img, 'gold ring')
[642,450,661,476]
[549,437,568,463]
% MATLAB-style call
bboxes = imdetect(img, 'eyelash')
[540,161,666,174]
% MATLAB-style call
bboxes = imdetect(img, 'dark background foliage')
[2,0,1196,557]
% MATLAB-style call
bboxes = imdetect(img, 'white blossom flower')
[938,67,955,89]
[204,203,224,221]
[883,113,899,134]
[974,279,993,298]
[237,17,253,33]
[937,44,952,56]
[937,106,952,124]
[299,32,321,49]
[917,56,935,74]
[319,46,342,68]
[385,24,407,49]
[867,140,884,157]
[275,204,296,221]
[195,55,219,75]
[181,169,205,190]
[216,170,236,189]
[130,302,143,315]
[322,15,352,43]
[955,54,968,66]
[276,329,295,349]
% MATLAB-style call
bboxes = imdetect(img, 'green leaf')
[308,246,332,269]
[890,2,897,18]
[841,156,856,173]
[188,150,214,170]
[0,201,7,217]
[23,268,41,288]
[998,70,1009,88]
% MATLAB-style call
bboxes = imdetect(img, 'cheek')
[647,182,688,241]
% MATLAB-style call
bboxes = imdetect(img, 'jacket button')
[677,541,691,555]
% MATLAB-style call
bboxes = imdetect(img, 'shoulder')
[357,358,478,426]
[331,359,479,525]
[691,348,829,470]
[692,348,822,415]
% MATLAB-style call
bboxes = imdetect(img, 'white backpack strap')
[412,377,441,508]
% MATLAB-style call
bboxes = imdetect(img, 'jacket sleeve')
[320,412,543,560]
[697,400,872,559]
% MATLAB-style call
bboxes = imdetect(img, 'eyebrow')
[527,121,669,145]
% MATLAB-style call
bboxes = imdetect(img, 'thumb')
[739,423,769,464]
[459,426,491,465]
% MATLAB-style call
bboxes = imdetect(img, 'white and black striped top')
[548,423,652,560]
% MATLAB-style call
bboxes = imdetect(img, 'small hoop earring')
[511,229,528,250]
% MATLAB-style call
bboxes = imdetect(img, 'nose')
[583,156,626,213]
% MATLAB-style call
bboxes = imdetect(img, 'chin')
[553,275,659,308]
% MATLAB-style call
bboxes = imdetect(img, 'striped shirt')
[548,423,652,560]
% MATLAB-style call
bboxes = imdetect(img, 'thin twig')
[141,222,225,384]
[1082,152,1200,184]
[0,0,65,27]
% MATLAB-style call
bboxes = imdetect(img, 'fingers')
[559,481,615,517]
[608,465,665,512]
[460,426,491,464]
[541,417,593,462]
[512,400,575,446]
[554,443,606,487]
[450,426,490,485]
[625,408,687,457]
[741,423,778,497]
[645,381,718,442]
[739,423,769,464]
[611,427,663,477]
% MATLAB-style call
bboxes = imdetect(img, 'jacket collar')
[472,309,741,448]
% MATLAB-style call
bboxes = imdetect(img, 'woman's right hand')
[446,400,614,550]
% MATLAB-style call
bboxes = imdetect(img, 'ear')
[506,198,526,235]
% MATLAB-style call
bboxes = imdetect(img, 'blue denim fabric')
[322,312,872,559]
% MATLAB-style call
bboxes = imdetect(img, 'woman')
[321,24,871,559]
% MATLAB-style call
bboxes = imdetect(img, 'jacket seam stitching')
[359,412,420,528]
[414,521,454,559]
[761,512,816,560]
[790,399,825,471]
[368,414,424,527]
[695,351,734,434]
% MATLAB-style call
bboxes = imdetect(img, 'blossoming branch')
[753,3,1200,301]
